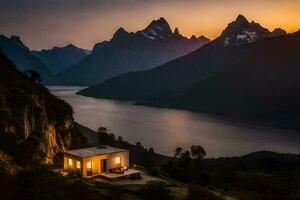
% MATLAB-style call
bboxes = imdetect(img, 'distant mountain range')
[32,44,90,74]
[51,17,210,85]
[0,34,51,81]
[78,15,300,127]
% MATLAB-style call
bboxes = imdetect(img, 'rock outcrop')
[0,50,86,166]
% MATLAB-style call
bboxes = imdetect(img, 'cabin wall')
[81,151,129,178]
[63,154,83,176]
[107,151,129,169]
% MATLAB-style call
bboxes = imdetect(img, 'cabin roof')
[64,146,128,158]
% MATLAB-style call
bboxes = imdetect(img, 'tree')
[174,147,183,158]
[117,136,123,143]
[97,127,107,134]
[191,145,206,160]
[179,151,191,168]
[24,70,42,83]
[136,141,142,147]
[148,147,154,154]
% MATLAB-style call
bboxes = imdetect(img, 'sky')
[1,0,300,50]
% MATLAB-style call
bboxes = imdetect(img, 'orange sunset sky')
[1,0,300,50]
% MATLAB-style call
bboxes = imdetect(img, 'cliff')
[0,50,86,167]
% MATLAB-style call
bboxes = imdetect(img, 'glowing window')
[68,158,72,166]
[115,157,121,164]
[76,161,81,169]
[87,161,92,169]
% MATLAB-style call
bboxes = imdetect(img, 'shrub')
[67,169,82,178]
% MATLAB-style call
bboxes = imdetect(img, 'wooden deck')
[98,169,142,181]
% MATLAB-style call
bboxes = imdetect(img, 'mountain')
[32,44,90,74]
[52,17,210,85]
[78,17,300,127]
[0,34,51,81]
[212,14,286,47]
[0,50,86,166]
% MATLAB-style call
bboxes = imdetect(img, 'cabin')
[64,146,138,179]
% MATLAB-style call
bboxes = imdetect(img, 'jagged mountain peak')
[198,35,210,42]
[174,27,180,36]
[190,35,197,40]
[215,15,271,47]
[65,44,77,49]
[235,14,249,25]
[149,17,170,29]
[272,28,287,36]
[10,35,22,42]
[142,17,173,40]
[7,35,30,51]
[112,27,130,40]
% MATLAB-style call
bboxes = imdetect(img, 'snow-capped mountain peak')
[142,17,173,40]
[213,14,275,47]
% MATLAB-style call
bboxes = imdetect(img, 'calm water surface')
[49,86,300,157]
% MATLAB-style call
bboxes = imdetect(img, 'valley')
[1,4,300,199]
[50,86,300,157]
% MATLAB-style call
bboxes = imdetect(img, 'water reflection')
[49,86,300,157]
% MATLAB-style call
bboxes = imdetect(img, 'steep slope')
[53,17,210,85]
[0,34,51,81]
[0,50,86,166]
[78,15,289,101]
[32,44,90,74]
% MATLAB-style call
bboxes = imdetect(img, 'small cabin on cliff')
[64,146,131,179]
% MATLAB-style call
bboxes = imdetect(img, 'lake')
[49,86,300,157]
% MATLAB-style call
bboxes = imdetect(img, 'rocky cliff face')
[0,50,86,166]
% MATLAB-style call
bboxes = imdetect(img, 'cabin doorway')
[101,159,107,173]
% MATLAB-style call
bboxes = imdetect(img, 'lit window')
[115,157,121,164]
[76,161,81,169]
[87,161,92,169]
[68,158,72,166]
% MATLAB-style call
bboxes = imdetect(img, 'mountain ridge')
[32,44,90,74]
[51,17,210,85]
[0,34,51,81]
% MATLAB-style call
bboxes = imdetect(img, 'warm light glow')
[68,158,72,166]
[76,161,81,169]
[87,161,92,169]
[3,1,300,50]
[115,157,121,164]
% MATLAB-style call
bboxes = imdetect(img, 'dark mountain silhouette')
[32,44,90,74]
[51,17,210,85]
[271,28,287,37]
[0,34,51,81]
[212,14,286,47]
[78,16,300,127]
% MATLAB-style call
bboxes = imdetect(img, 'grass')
[84,172,235,200]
